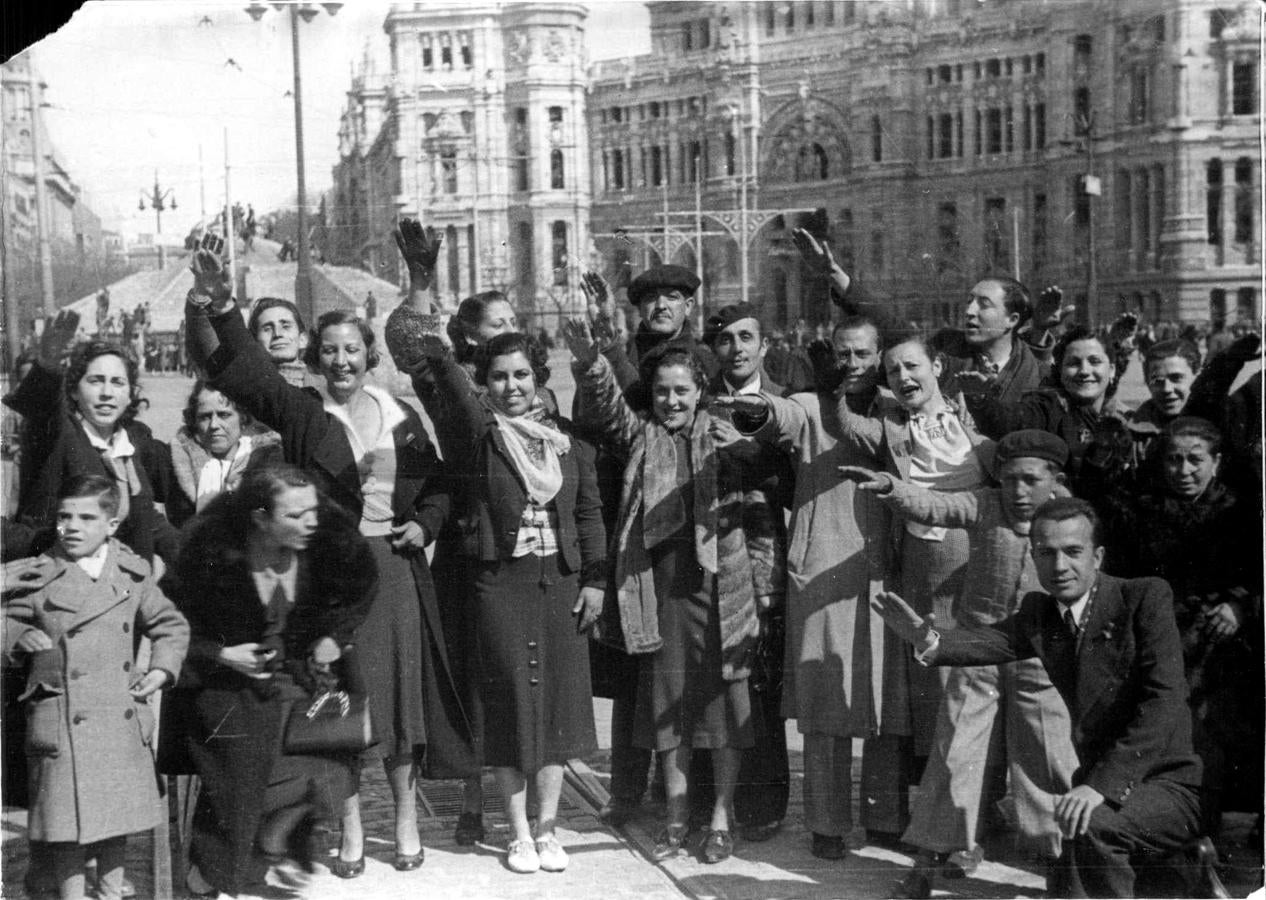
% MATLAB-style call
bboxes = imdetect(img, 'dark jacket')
[430,351,607,587]
[932,574,1202,804]
[3,361,178,563]
[604,319,719,411]
[940,332,1049,405]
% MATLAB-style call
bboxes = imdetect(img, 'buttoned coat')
[2,541,189,844]
[931,574,1202,803]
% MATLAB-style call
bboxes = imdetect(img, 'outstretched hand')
[580,270,611,311]
[837,466,892,492]
[561,318,601,368]
[710,394,770,418]
[1107,311,1139,349]
[871,591,936,648]
[38,309,80,364]
[791,228,837,276]
[189,235,232,304]
[394,218,442,281]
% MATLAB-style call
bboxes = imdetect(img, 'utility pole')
[1,72,17,368]
[224,127,236,299]
[29,74,55,317]
[289,3,314,324]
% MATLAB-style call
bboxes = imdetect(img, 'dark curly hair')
[978,275,1033,327]
[181,379,253,435]
[1162,416,1223,457]
[474,331,550,387]
[303,310,380,371]
[1144,339,1201,374]
[1052,325,1109,370]
[449,291,513,364]
[63,340,144,427]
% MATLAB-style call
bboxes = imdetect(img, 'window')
[986,108,1003,154]
[937,202,959,273]
[1129,68,1150,124]
[612,106,623,124]
[517,221,534,298]
[551,221,569,286]
[1035,102,1046,148]
[1206,159,1223,245]
[766,4,776,35]
[926,116,935,160]
[513,108,529,191]
[689,141,702,181]
[795,143,829,181]
[550,149,565,189]
[460,43,473,68]
[825,1,835,26]
[1234,157,1253,243]
[446,225,460,291]
[806,2,815,27]
[938,113,954,158]
[984,197,1008,271]
[649,101,660,119]
[650,146,663,186]
[682,22,693,52]
[1023,106,1033,151]
[1232,62,1256,115]
[422,41,433,69]
[843,2,855,24]
[1074,88,1092,134]
[441,150,458,194]
[1210,288,1227,323]
[1032,192,1048,273]
[974,109,983,156]
[871,115,883,162]
[440,44,453,69]
[1004,105,1014,152]
[725,131,737,176]
[1116,169,1133,252]
[834,208,855,270]
[699,19,710,48]
[1137,168,1151,259]
[870,230,885,273]
[938,64,953,84]
[612,148,625,190]
[786,2,795,31]
[1035,53,1045,77]
[1210,9,1236,39]
[986,58,1002,78]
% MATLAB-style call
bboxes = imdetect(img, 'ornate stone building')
[328,2,591,325]
[587,0,1261,329]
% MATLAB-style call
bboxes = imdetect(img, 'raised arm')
[839,467,983,528]
[564,318,642,457]
[833,391,885,458]
[383,219,444,377]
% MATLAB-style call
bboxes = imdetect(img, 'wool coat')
[3,541,189,844]
[3,361,179,563]
[575,355,769,682]
[165,428,284,527]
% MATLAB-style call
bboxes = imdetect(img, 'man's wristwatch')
[187,288,232,311]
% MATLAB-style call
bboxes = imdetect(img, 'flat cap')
[995,429,1069,469]
[704,302,763,345]
[628,265,701,306]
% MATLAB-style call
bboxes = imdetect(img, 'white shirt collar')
[1058,589,1093,628]
[78,418,135,458]
[722,372,762,396]
[74,541,111,579]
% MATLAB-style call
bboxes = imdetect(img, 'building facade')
[586,0,1261,330]
[329,1,592,326]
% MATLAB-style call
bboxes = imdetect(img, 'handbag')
[283,689,375,755]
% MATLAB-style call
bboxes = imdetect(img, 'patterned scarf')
[494,404,571,505]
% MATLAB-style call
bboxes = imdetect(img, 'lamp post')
[723,103,751,305]
[137,170,176,235]
[245,1,342,324]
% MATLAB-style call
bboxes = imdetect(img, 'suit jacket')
[931,573,1201,805]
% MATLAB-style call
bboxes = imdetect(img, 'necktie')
[1064,608,1079,639]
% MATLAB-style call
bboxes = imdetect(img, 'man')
[601,264,717,408]
[840,431,1079,895]
[692,303,792,842]
[874,498,1226,899]
[246,298,315,388]
[716,315,900,859]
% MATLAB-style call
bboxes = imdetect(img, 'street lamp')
[244,1,341,324]
[722,103,751,305]
[138,170,176,234]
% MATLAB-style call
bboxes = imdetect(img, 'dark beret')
[704,303,763,346]
[627,265,701,306]
[995,429,1069,469]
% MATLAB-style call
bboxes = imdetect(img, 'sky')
[19,0,652,241]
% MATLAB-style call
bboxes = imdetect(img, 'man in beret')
[841,431,1080,897]
[604,264,717,409]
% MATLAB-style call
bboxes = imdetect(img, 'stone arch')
[761,96,852,184]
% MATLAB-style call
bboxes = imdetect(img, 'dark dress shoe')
[741,820,782,842]
[701,829,735,864]
[454,811,485,846]
[865,829,907,851]
[329,855,365,879]
[651,824,690,861]
[1191,837,1231,899]
[393,849,425,871]
[891,868,933,900]
[810,832,847,860]
[599,796,639,828]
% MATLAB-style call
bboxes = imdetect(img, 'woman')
[832,336,991,809]
[160,464,374,895]
[567,322,778,866]
[965,325,1128,497]
[1102,417,1262,833]
[167,381,282,527]
[425,329,605,874]
[186,253,470,877]
[2,312,177,565]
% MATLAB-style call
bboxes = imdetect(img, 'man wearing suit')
[874,497,1226,899]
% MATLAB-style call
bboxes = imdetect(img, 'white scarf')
[494,408,571,506]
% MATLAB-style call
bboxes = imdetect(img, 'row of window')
[599,96,707,126]
[1206,158,1256,247]
[601,140,708,192]
[764,1,856,36]
[924,103,1046,159]
[924,53,1046,86]
[398,31,474,72]
[1112,166,1166,268]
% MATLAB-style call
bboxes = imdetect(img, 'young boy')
[3,474,188,900]
[840,430,1079,900]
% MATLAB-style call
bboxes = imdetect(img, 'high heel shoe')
[329,855,365,879]
[393,848,425,871]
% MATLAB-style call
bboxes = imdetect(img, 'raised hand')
[837,466,892,492]
[791,228,837,276]
[1108,311,1139,349]
[38,309,81,364]
[189,237,232,305]
[394,218,441,282]
[561,317,600,368]
[580,270,611,311]
[871,590,936,648]
[1035,285,1076,329]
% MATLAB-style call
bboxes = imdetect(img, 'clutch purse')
[283,689,375,755]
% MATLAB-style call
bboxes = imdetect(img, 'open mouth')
[899,384,920,398]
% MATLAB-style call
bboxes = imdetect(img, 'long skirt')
[182,676,354,894]
[472,553,597,771]
[633,538,753,753]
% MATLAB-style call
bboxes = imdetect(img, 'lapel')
[67,546,136,629]
[1074,575,1126,719]
[882,405,913,481]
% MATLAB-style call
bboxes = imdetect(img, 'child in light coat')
[3,474,188,900]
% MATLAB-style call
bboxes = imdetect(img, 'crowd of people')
[0,216,1261,900]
